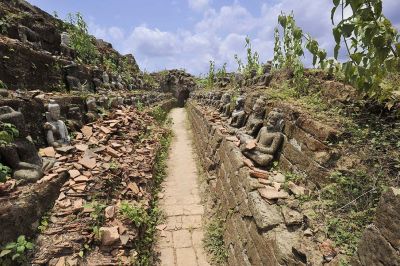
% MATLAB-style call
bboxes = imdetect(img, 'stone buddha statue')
[230,96,247,128]
[85,97,99,123]
[218,93,232,117]
[212,92,222,107]
[44,100,70,147]
[0,106,44,182]
[238,97,266,137]
[240,109,285,167]
[218,93,230,112]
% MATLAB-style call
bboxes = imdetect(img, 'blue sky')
[27,0,400,75]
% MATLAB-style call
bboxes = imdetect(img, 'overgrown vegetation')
[331,0,400,106]
[150,106,168,124]
[0,122,19,145]
[235,36,262,79]
[0,236,33,265]
[271,1,400,105]
[203,217,228,264]
[65,13,99,64]
[126,115,172,266]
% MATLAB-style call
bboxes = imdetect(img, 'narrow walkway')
[157,108,210,266]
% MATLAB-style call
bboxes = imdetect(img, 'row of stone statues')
[193,91,285,168]
[0,92,169,184]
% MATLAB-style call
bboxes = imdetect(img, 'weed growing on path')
[203,217,228,264]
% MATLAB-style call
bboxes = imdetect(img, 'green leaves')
[0,235,34,264]
[66,13,99,65]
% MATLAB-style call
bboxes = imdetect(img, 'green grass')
[203,217,228,265]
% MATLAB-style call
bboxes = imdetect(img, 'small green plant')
[0,122,19,145]
[203,217,228,264]
[136,100,144,112]
[0,163,11,183]
[0,80,7,89]
[326,210,373,256]
[109,160,120,170]
[0,18,9,34]
[207,60,215,89]
[65,13,99,64]
[0,236,34,265]
[38,213,50,233]
[216,63,228,80]
[120,202,149,228]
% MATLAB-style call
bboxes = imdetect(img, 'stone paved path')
[157,108,210,266]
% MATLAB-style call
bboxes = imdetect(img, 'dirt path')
[157,108,210,266]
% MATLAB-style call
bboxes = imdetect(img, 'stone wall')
[187,100,328,265]
[353,187,400,265]
[188,97,400,265]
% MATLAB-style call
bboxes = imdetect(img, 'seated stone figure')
[44,100,70,147]
[0,106,44,182]
[230,96,247,128]
[240,109,285,167]
[212,92,222,107]
[237,97,266,137]
[218,93,232,117]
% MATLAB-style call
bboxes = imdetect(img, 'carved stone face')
[221,93,231,104]
[265,109,284,132]
[253,98,266,117]
[86,98,97,112]
[48,101,61,121]
[235,97,245,110]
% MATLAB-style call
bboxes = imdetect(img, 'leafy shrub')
[206,60,215,89]
[331,0,400,105]
[234,37,262,79]
[66,13,99,64]
[216,63,227,80]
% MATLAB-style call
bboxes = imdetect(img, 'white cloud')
[108,27,124,40]
[88,0,400,75]
[188,0,210,12]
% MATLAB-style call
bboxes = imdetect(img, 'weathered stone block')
[356,225,400,266]
[374,187,400,250]
[248,191,283,231]
[262,225,301,265]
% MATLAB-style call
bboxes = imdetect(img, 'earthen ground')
[157,108,210,266]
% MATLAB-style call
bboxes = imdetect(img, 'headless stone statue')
[240,109,284,167]
[0,106,44,182]
[44,100,70,147]
[230,96,246,128]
